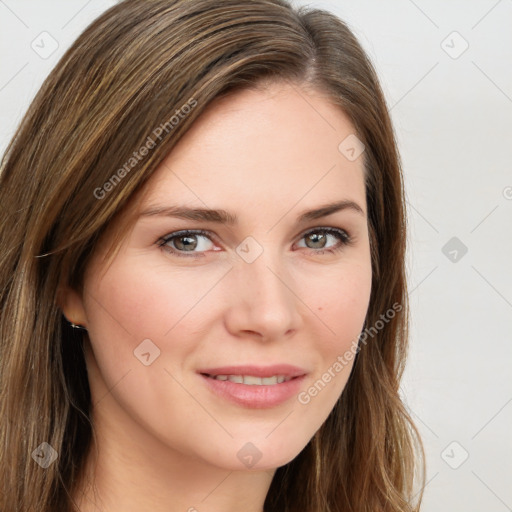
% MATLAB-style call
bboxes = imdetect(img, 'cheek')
[85,257,202,334]
[84,266,164,341]
[82,257,230,372]
[309,260,372,349]
[292,259,371,408]
[80,259,214,434]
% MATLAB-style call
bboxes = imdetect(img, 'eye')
[158,229,216,258]
[157,227,353,258]
[295,227,353,255]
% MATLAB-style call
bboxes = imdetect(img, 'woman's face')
[66,81,372,471]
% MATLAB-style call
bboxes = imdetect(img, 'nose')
[223,250,302,342]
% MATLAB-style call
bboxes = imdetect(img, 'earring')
[70,321,86,330]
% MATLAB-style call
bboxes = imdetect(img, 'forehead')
[141,81,366,217]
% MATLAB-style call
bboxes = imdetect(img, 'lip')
[197,364,308,409]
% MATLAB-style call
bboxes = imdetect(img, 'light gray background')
[1,1,511,510]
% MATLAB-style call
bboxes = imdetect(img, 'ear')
[56,285,88,328]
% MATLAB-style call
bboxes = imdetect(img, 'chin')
[217,434,312,472]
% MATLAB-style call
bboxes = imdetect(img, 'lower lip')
[199,374,306,408]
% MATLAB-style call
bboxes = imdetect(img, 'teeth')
[243,375,262,385]
[208,374,292,385]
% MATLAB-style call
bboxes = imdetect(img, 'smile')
[204,374,294,385]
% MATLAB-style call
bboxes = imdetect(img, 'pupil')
[307,233,326,249]
[176,235,197,251]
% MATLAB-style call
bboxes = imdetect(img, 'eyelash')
[157,227,354,259]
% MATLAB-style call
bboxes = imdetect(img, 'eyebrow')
[139,199,365,225]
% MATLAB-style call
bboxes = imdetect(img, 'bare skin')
[61,80,372,512]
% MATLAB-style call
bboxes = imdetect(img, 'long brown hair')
[0,0,424,510]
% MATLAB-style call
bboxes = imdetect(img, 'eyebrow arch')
[139,199,365,225]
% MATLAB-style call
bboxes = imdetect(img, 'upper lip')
[198,364,308,378]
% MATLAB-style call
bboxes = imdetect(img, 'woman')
[0,0,425,510]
